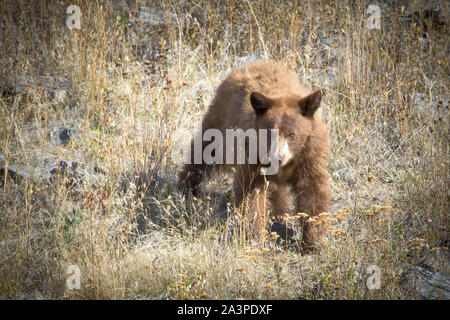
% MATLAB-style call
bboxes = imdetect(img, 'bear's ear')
[250,91,272,116]
[298,90,322,117]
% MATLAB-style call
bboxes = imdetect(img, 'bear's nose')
[277,140,292,166]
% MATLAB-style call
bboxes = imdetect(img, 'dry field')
[0,0,448,299]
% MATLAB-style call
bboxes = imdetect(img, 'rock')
[0,163,55,188]
[52,89,67,103]
[126,6,175,57]
[0,164,27,186]
[138,6,168,26]
[403,0,448,26]
[2,75,70,98]
[400,266,450,299]
[49,160,82,186]
[0,159,105,188]
[236,51,270,66]
[49,125,74,146]
[134,6,205,28]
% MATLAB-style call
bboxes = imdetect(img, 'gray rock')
[51,89,67,103]
[400,266,450,299]
[49,125,74,146]
[403,1,448,26]
[138,7,167,26]
[0,159,105,188]
[236,51,270,66]
[3,75,70,97]
[0,164,36,185]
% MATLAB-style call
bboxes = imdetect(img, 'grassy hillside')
[0,0,448,299]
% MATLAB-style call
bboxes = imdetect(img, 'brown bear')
[178,60,330,251]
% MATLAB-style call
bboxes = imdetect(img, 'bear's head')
[250,89,322,168]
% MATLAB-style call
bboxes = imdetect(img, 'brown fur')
[178,60,331,251]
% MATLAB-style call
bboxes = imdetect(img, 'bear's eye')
[287,133,295,139]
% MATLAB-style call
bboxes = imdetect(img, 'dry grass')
[0,0,448,299]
